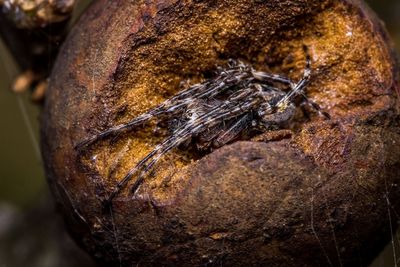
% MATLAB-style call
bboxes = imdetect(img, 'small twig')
[0,0,77,101]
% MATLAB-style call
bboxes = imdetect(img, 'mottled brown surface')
[41,0,400,266]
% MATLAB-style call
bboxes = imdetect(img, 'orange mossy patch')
[87,1,394,202]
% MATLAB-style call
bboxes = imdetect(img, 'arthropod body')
[77,47,328,203]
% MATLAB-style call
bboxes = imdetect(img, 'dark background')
[0,1,399,266]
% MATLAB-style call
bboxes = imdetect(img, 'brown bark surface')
[41,0,400,266]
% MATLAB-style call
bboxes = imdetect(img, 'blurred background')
[0,0,399,266]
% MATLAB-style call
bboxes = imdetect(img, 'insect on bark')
[76,45,330,205]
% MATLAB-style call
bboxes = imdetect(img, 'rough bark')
[41,0,400,266]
